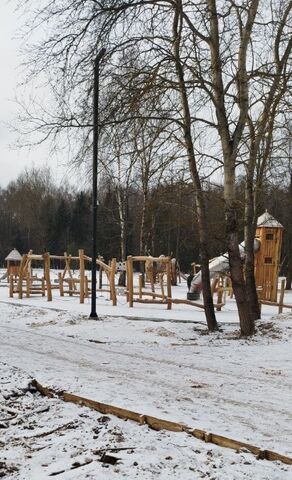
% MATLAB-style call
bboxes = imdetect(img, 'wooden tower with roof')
[254,211,283,302]
[5,248,22,281]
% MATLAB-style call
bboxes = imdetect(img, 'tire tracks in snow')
[0,324,290,419]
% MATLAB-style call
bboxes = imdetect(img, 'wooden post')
[127,256,134,307]
[43,253,52,301]
[41,278,45,296]
[166,259,172,310]
[18,254,28,300]
[59,272,64,296]
[278,279,285,314]
[68,279,73,296]
[110,258,117,306]
[211,276,218,296]
[108,261,113,300]
[216,287,223,311]
[150,267,156,299]
[138,274,143,299]
[99,256,103,290]
[126,259,130,302]
[62,252,67,279]
[160,273,165,301]
[64,253,76,290]
[226,277,233,297]
[26,271,30,298]
[6,260,10,283]
[9,274,14,297]
[170,259,177,286]
[79,249,85,304]
[85,276,89,298]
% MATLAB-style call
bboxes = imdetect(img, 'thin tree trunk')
[286,257,292,290]
[225,201,253,335]
[286,172,292,289]
[172,4,217,331]
[196,192,217,329]
[224,154,253,335]
[245,171,261,320]
[151,213,156,254]
[117,187,127,261]
[139,190,148,255]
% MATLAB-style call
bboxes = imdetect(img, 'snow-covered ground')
[0,273,292,479]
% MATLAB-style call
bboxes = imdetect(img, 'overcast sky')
[0,1,74,188]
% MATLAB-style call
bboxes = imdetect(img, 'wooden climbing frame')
[10,251,52,301]
[126,256,172,309]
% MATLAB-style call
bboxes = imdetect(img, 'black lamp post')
[90,47,106,319]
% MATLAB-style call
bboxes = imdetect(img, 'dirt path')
[0,306,291,456]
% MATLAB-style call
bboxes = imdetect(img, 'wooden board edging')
[32,380,292,466]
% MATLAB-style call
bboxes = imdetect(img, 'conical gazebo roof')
[257,211,283,228]
[5,248,22,262]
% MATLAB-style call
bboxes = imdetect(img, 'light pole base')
[89,312,99,319]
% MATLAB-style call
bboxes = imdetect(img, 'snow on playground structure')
[5,211,292,314]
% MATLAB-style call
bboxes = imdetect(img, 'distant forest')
[0,166,291,274]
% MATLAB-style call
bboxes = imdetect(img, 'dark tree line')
[1,166,291,281]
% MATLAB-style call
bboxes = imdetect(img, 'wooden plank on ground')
[62,392,145,424]
[32,380,292,466]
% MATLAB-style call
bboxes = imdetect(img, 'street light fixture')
[90,47,106,319]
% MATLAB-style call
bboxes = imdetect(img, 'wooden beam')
[9,275,14,298]
[17,254,28,300]
[79,249,85,304]
[110,258,117,306]
[169,298,206,309]
[32,380,292,466]
[43,253,52,301]
[216,287,224,311]
[138,274,143,300]
[132,256,170,263]
[134,299,168,304]
[127,256,134,308]
[58,272,64,297]
[166,260,172,310]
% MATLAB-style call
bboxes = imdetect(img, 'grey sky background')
[0,1,73,188]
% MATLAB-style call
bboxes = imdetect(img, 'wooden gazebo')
[5,248,22,281]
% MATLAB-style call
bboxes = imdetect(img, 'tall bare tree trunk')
[286,172,292,289]
[173,3,218,331]
[207,0,259,335]
[245,175,261,321]
[139,190,148,255]
[225,193,253,335]
[117,187,127,261]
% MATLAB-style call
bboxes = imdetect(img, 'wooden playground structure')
[9,251,52,301]
[126,255,173,309]
[6,211,292,314]
[8,250,228,312]
[9,249,117,306]
[8,249,292,313]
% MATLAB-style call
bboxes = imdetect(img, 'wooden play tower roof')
[5,249,22,262]
[257,211,283,229]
